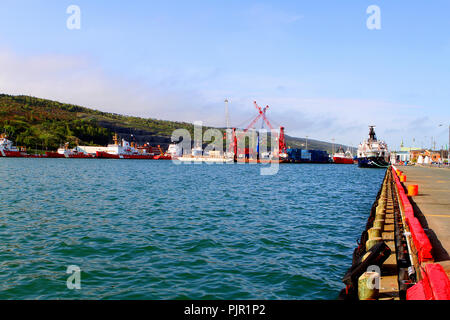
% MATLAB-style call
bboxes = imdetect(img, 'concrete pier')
[397,165,450,275]
[341,166,450,300]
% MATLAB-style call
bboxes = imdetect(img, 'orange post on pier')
[407,185,418,196]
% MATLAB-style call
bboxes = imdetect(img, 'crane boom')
[253,101,274,131]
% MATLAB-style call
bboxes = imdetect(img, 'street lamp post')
[332,138,335,155]
[224,99,230,129]
[439,124,450,166]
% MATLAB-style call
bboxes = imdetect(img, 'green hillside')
[0,94,199,152]
[0,93,348,154]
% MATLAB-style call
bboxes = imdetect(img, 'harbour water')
[0,159,385,299]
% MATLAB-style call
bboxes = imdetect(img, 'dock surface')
[398,165,450,274]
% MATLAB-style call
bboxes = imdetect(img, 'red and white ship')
[333,146,354,164]
[0,133,29,157]
[46,142,95,158]
[95,134,154,159]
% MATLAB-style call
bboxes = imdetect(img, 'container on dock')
[286,148,302,162]
[286,148,330,163]
[301,149,312,161]
[310,150,329,163]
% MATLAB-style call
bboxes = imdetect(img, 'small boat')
[333,146,354,164]
[357,126,390,168]
[154,144,176,160]
[153,154,172,160]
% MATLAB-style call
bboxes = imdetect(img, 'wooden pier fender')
[391,166,433,264]
[358,271,380,300]
[339,169,393,300]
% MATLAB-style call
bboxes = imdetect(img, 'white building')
[390,151,411,164]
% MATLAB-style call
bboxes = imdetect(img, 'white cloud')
[0,48,215,123]
[0,48,446,150]
[198,74,440,148]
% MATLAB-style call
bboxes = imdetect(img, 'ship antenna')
[368,125,377,141]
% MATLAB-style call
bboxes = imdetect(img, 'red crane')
[227,101,286,158]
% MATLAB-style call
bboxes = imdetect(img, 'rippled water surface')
[0,159,385,299]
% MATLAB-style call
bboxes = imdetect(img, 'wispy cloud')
[0,48,216,123]
[248,3,303,25]
[0,48,445,149]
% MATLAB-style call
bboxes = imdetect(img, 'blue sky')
[0,0,449,149]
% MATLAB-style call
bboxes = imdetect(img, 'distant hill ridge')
[0,93,350,153]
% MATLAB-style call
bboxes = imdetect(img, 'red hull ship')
[333,146,354,164]
[45,151,94,158]
[1,150,28,157]
[153,145,172,160]
[333,156,354,164]
[45,142,95,158]
[153,154,171,160]
[66,153,95,158]
[0,134,38,157]
[45,151,65,158]
[94,134,155,159]
[96,151,154,159]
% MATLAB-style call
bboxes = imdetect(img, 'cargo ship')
[357,126,390,168]
[333,146,354,164]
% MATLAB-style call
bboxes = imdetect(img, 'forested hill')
[0,94,197,152]
[0,94,345,153]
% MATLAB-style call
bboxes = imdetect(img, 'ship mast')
[368,125,377,142]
